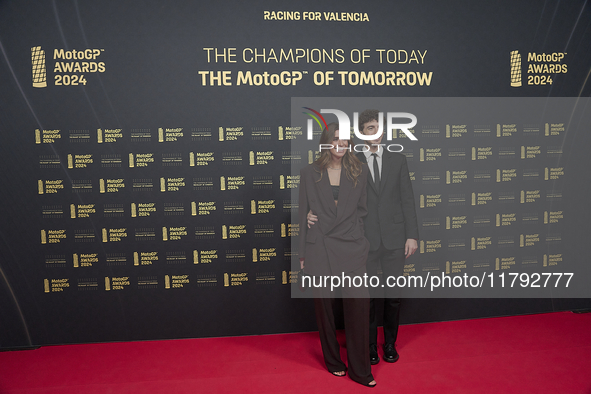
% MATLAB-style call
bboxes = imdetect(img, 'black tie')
[372,153,380,190]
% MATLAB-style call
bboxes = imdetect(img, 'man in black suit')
[355,109,419,365]
[307,109,419,365]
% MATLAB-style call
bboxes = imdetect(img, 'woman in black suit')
[298,122,376,388]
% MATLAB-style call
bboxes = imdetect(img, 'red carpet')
[1,312,590,393]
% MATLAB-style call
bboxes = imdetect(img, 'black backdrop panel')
[0,0,590,348]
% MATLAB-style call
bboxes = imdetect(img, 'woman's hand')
[307,210,318,228]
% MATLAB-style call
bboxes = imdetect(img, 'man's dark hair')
[358,109,384,131]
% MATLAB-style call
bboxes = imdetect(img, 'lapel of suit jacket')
[334,166,353,224]
[379,150,391,194]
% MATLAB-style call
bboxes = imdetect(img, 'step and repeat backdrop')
[1,0,590,348]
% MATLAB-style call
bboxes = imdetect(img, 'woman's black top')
[331,185,339,200]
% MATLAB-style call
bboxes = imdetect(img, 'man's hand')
[307,210,318,228]
[405,238,418,258]
[299,258,305,270]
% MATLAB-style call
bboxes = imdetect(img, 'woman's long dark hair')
[314,122,363,187]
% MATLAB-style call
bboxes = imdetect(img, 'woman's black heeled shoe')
[353,378,377,388]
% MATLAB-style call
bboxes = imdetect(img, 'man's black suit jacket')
[357,150,419,252]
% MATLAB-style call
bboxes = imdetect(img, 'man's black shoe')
[383,343,399,363]
[370,344,380,365]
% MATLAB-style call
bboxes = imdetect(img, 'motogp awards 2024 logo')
[31,46,106,88]
[510,50,567,88]
[303,108,418,153]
